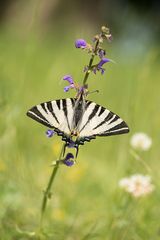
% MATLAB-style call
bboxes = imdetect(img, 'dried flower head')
[119,174,155,198]
[101,26,112,42]
[130,133,152,151]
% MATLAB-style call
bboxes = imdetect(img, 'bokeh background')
[0,0,160,239]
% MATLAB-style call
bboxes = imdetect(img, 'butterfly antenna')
[87,90,99,96]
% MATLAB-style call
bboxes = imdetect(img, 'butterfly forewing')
[27,98,75,135]
[79,100,129,138]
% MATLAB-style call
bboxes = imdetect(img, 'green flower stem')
[39,143,65,230]
[83,39,99,86]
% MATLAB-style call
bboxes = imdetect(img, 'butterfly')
[27,91,129,157]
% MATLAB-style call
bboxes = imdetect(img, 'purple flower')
[75,39,87,49]
[92,58,110,75]
[63,75,74,84]
[96,57,110,74]
[64,85,70,92]
[46,129,55,138]
[97,58,110,68]
[101,68,105,74]
[63,75,75,92]
[65,153,74,160]
[63,153,75,167]
[98,49,106,59]
[64,83,75,92]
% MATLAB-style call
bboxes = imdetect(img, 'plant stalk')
[39,144,65,230]
[83,39,99,86]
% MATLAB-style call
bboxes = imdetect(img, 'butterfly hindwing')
[27,98,75,135]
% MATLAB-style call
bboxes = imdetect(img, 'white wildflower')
[130,133,152,151]
[119,174,155,198]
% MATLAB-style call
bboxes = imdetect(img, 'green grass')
[0,28,160,240]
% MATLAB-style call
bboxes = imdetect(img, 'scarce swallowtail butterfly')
[27,91,129,157]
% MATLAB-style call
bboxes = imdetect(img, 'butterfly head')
[71,129,79,137]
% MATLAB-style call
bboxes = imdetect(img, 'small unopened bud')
[101,26,110,34]
[94,34,99,41]
[99,37,103,43]
[105,34,113,42]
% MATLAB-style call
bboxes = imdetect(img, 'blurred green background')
[0,0,160,239]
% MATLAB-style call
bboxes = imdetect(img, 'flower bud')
[75,39,87,49]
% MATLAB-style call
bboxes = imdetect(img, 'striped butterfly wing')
[27,98,75,137]
[77,100,129,144]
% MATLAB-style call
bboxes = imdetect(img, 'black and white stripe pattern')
[27,98,75,135]
[78,100,129,138]
[27,98,129,145]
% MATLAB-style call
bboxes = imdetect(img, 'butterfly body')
[71,93,85,134]
[27,93,129,156]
